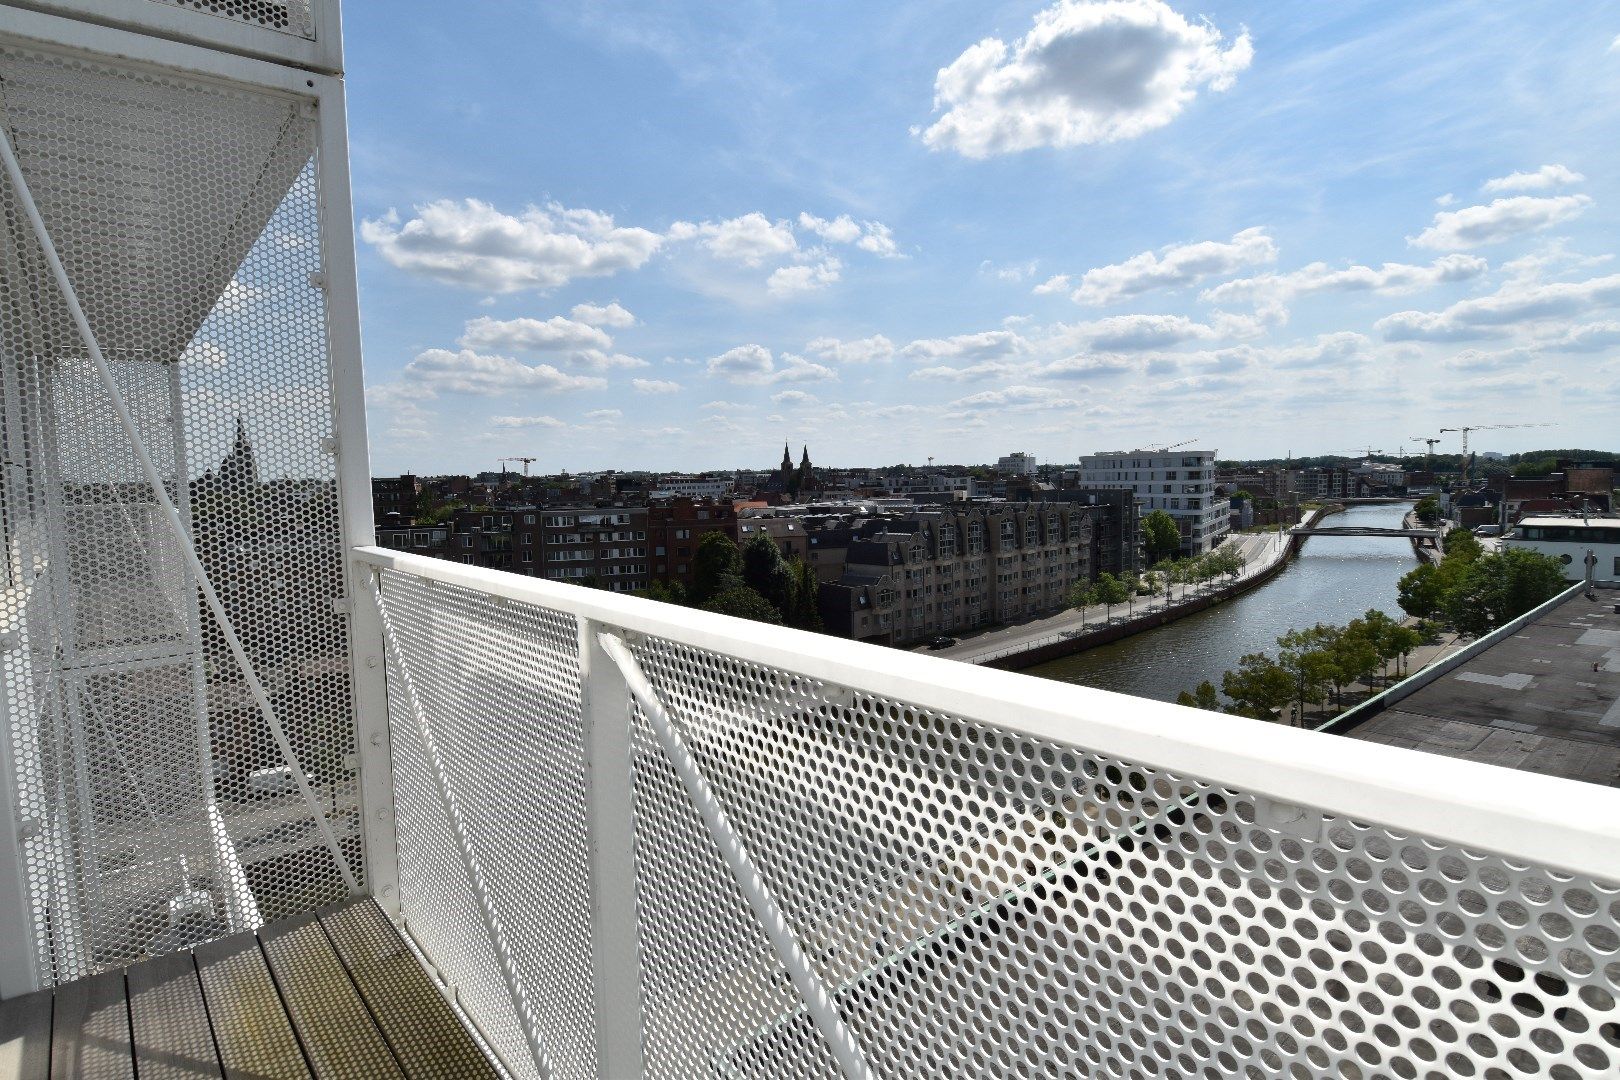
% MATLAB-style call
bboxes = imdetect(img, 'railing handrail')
[354,545,1620,883]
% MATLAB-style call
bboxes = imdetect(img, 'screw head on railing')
[370,733,384,746]
[366,655,380,668]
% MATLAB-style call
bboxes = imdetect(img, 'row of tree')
[1178,609,1424,721]
[1396,529,1568,638]
[644,532,823,630]
[1067,543,1249,620]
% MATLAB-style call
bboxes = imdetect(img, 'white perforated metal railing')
[357,546,1620,1080]
[0,28,364,988]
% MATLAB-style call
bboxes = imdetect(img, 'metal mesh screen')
[621,631,1620,1080]
[375,568,598,1080]
[366,556,1620,1080]
[0,40,357,984]
[145,0,317,39]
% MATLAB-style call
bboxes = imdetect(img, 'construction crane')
[1412,436,1441,473]
[499,455,538,477]
[1440,423,1552,482]
[1326,447,1382,460]
[1143,438,1197,453]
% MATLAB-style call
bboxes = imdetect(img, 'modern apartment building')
[996,452,1038,477]
[1077,449,1230,556]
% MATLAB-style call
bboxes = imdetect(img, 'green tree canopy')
[1176,681,1222,712]
[1442,548,1569,637]
[785,557,823,631]
[701,583,784,625]
[1413,496,1440,524]
[1220,653,1294,719]
[690,532,742,606]
[741,533,792,614]
[1142,510,1182,564]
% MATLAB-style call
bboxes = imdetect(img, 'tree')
[690,532,741,606]
[1067,580,1097,611]
[1396,563,1445,620]
[1384,623,1422,678]
[1176,681,1222,712]
[1413,496,1440,524]
[1278,625,1338,721]
[1142,510,1182,564]
[701,583,784,625]
[785,557,823,631]
[1442,548,1568,637]
[1092,573,1131,621]
[741,533,792,615]
[1443,528,1483,562]
[643,579,686,605]
[1220,653,1294,720]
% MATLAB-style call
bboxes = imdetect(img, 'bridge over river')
[1289,525,1439,540]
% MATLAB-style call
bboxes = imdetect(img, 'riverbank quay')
[930,503,1344,670]
[1405,508,1444,564]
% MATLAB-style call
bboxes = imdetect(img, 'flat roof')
[1342,587,1620,787]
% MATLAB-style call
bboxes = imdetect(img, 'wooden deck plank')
[194,931,310,1080]
[258,912,405,1080]
[0,988,53,1080]
[317,901,498,1079]
[126,952,221,1080]
[49,968,133,1080]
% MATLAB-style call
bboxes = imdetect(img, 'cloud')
[707,343,775,381]
[1068,227,1276,305]
[948,384,1080,410]
[492,415,567,429]
[856,222,901,258]
[767,256,842,297]
[1067,313,1231,350]
[1407,194,1592,250]
[583,408,622,421]
[1441,347,1535,372]
[805,334,896,364]
[770,355,838,384]
[1480,164,1585,193]
[668,212,797,265]
[900,330,1025,362]
[631,378,682,394]
[797,212,862,244]
[1033,274,1071,295]
[1535,321,1620,353]
[403,348,608,395]
[1262,332,1375,371]
[1377,273,1620,341]
[918,0,1252,158]
[570,301,636,327]
[911,360,1027,382]
[1201,253,1487,307]
[361,200,662,292]
[459,315,612,353]
[1037,354,1135,380]
[770,389,818,406]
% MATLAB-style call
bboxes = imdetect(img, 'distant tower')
[218,416,260,489]
[794,445,817,497]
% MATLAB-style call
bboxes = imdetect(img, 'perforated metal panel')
[146,0,316,38]
[375,569,598,1080]
[365,556,1620,1080]
[0,38,358,984]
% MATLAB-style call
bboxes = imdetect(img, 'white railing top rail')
[353,546,1620,885]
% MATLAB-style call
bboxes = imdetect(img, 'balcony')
[3,2,1620,1079]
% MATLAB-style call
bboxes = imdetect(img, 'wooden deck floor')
[0,899,499,1079]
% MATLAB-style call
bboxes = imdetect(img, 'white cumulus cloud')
[631,378,683,394]
[919,0,1253,158]
[900,330,1026,362]
[1408,194,1592,250]
[361,200,662,292]
[805,334,896,364]
[570,301,636,327]
[492,415,567,429]
[767,257,842,297]
[1067,227,1276,305]
[1201,254,1487,307]
[668,212,798,266]
[403,349,608,395]
[459,315,612,353]
[1480,164,1585,193]
[1376,273,1620,341]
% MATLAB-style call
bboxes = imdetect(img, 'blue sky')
[345,1,1620,475]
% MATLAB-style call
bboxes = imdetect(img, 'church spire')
[781,441,793,472]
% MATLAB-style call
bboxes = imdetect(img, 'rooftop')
[1339,584,1620,786]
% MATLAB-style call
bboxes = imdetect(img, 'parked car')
[1473,524,1503,537]
[927,636,959,650]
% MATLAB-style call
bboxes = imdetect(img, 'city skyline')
[349,1,1620,475]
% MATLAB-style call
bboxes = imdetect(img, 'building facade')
[1076,450,1229,556]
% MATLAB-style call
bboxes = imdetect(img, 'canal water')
[1025,502,1418,703]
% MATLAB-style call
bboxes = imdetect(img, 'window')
[524,514,535,524]
[999,520,1015,551]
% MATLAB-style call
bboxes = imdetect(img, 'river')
[1025,502,1418,702]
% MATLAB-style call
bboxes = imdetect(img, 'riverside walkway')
[929,527,1291,666]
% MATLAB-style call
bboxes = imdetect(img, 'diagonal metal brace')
[595,631,875,1080]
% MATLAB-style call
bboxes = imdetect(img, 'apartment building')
[1077,449,1229,556]
[647,497,738,589]
[996,452,1038,477]
[822,502,1093,645]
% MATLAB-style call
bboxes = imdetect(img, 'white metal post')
[313,64,400,916]
[596,632,875,1080]
[576,618,648,1079]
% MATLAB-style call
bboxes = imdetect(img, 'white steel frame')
[0,1,394,992]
